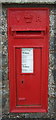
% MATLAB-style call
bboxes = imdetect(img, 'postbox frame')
[8,8,49,113]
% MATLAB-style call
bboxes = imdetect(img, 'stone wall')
[0,3,2,120]
[0,0,56,3]
[1,3,56,119]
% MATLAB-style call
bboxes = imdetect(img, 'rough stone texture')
[1,3,56,119]
[0,0,21,3]
[0,3,2,120]
[21,0,56,3]
[0,0,56,3]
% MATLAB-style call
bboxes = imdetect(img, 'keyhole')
[21,80,24,84]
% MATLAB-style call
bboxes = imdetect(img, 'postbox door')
[16,48,41,106]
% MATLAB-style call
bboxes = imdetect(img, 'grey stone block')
[0,0,21,3]
[0,0,56,3]
[21,0,56,3]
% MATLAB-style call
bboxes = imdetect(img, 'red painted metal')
[8,8,49,113]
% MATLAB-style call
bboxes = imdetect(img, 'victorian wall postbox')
[8,8,49,113]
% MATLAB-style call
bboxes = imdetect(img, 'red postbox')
[8,8,49,113]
